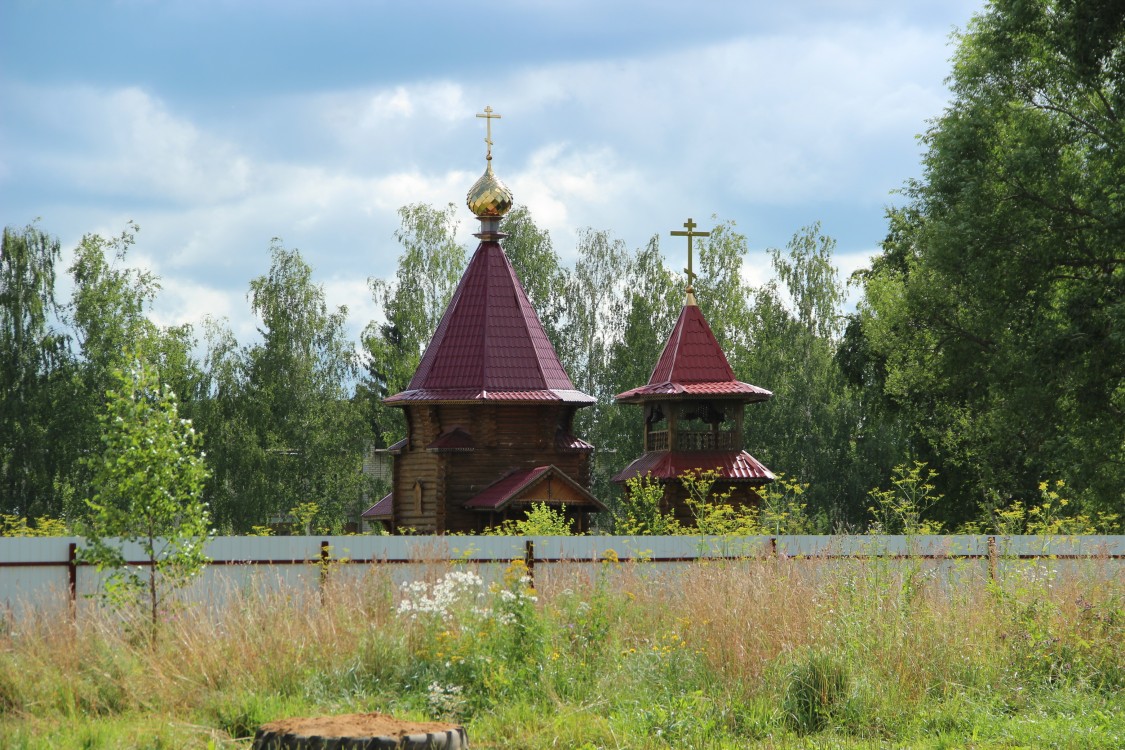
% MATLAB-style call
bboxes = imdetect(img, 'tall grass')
[1,551,1122,748]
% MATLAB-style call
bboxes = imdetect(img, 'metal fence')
[2,535,1122,615]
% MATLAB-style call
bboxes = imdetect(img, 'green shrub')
[484,502,575,535]
[616,473,684,535]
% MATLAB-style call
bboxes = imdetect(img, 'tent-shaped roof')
[386,241,594,405]
[464,465,606,511]
[616,303,772,403]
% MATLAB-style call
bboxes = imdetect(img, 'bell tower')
[612,218,774,524]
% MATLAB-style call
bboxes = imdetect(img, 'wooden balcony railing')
[646,429,739,451]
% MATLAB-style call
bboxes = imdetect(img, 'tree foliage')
[363,203,467,445]
[694,218,756,355]
[65,226,206,522]
[854,0,1125,524]
[1,223,205,522]
[561,228,631,402]
[208,242,368,532]
[728,223,907,526]
[501,205,569,354]
[0,224,66,518]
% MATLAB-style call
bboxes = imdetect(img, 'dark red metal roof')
[616,303,771,403]
[426,427,475,452]
[386,241,594,405]
[361,492,394,518]
[556,432,594,452]
[465,466,550,509]
[611,450,775,485]
[386,388,593,403]
[464,465,606,511]
[616,381,772,400]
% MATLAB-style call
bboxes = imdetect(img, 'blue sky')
[1,0,983,344]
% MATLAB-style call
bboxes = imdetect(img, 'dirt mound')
[252,712,467,749]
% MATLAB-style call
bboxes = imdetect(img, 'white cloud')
[368,169,475,214]
[10,85,253,206]
[1,12,962,354]
[149,276,238,330]
[494,21,950,209]
[323,276,380,336]
[506,142,652,252]
[355,83,467,128]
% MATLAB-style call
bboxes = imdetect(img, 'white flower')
[396,571,487,620]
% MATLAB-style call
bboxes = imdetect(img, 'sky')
[0,0,985,347]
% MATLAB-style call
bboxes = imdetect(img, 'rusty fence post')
[524,539,535,587]
[319,540,331,596]
[987,535,998,582]
[68,542,78,619]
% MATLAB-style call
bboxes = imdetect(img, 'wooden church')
[374,108,605,534]
[611,219,775,524]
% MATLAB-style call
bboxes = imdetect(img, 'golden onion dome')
[466,160,513,218]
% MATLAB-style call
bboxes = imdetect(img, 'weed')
[206,691,276,740]
[782,648,851,734]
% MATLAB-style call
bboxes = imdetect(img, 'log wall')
[391,402,594,533]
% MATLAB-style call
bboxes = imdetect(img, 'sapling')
[81,356,211,636]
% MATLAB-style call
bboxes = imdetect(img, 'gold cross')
[476,105,502,160]
[670,218,710,292]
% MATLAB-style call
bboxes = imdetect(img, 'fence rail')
[2,535,1122,614]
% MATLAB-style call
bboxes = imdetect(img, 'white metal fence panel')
[2,535,1122,616]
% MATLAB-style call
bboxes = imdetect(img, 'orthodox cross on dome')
[476,105,502,161]
[671,217,710,301]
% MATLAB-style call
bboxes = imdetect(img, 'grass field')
[1,551,1122,749]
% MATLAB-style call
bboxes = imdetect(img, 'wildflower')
[396,571,486,621]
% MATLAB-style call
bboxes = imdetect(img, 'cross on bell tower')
[671,217,710,305]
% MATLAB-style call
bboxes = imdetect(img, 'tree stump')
[251,713,468,749]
